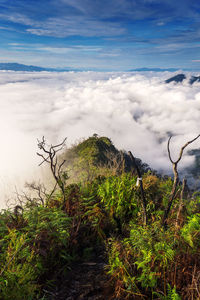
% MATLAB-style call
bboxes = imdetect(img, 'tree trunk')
[128,151,147,226]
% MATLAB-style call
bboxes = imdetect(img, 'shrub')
[0,206,72,299]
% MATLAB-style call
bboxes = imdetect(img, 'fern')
[153,284,181,300]
[123,223,175,288]
[181,213,200,248]
[0,230,39,300]
[98,174,139,223]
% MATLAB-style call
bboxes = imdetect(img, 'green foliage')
[0,230,39,300]
[69,135,117,166]
[106,238,141,296]
[64,135,119,182]
[186,192,200,215]
[80,178,109,239]
[23,206,72,270]
[98,174,139,224]
[0,206,72,299]
[0,210,10,252]
[153,284,181,300]
[24,206,71,245]
[181,213,200,248]
[127,223,175,287]
[106,222,176,298]
[158,177,173,207]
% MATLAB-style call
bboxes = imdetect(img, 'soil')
[43,250,115,300]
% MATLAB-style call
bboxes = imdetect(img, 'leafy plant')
[153,284,181,300]
[98,174,139,226]
[0,230,39,300]
[181,213,200,248]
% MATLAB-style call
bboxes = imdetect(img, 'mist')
[0,70,200,208]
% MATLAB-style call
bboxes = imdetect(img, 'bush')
[0,206,72,299]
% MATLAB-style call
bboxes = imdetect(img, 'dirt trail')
[44,251,115,300]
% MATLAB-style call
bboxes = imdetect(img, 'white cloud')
[26,16,125,37]
[0,12,125,38]
[36,46,102,54]
[0,71,200,208]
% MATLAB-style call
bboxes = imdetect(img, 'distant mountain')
[129,67,179,72]
[165,74,186,83]
[165,73,200,85]
[0,63,79,72]
[189,76,200,84]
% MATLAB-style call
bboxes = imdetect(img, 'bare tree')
[162,134,200,228]
[175,178,189,230]
[37,137,68,205]
[24,181,57,207]
[8,180,59,210]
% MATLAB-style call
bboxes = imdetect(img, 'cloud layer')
[0,71,200,207]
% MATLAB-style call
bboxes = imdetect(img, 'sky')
[0,0,200,70]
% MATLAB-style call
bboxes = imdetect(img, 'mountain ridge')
[0,62,79,72]
[129,67,180,72]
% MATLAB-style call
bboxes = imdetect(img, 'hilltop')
[63,135,150,182]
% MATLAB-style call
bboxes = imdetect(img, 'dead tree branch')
[13,182,47,207]
[163,134,200,229]
[37,137,68,205]
[175,178,188,230]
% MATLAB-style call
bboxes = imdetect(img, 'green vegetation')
[0,134,200,299]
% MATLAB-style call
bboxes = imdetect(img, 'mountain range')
[0,64,200,78]
[129,67,180,72]
[0,63,79,72]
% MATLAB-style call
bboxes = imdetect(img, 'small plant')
[153,284,181,300]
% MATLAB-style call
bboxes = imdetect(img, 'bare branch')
[167,136,174,164]
[37,153,51,166]
[37,137,68,207]
[163,134,200,229]
[58,159,66,173]
[168,134,200,164]
[51,138,67,149]
[47,182,58,203]
[177,134,200,164]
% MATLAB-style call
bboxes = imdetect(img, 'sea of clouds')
[0,70,200,208]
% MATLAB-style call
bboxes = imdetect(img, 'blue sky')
[0,0,200,70]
